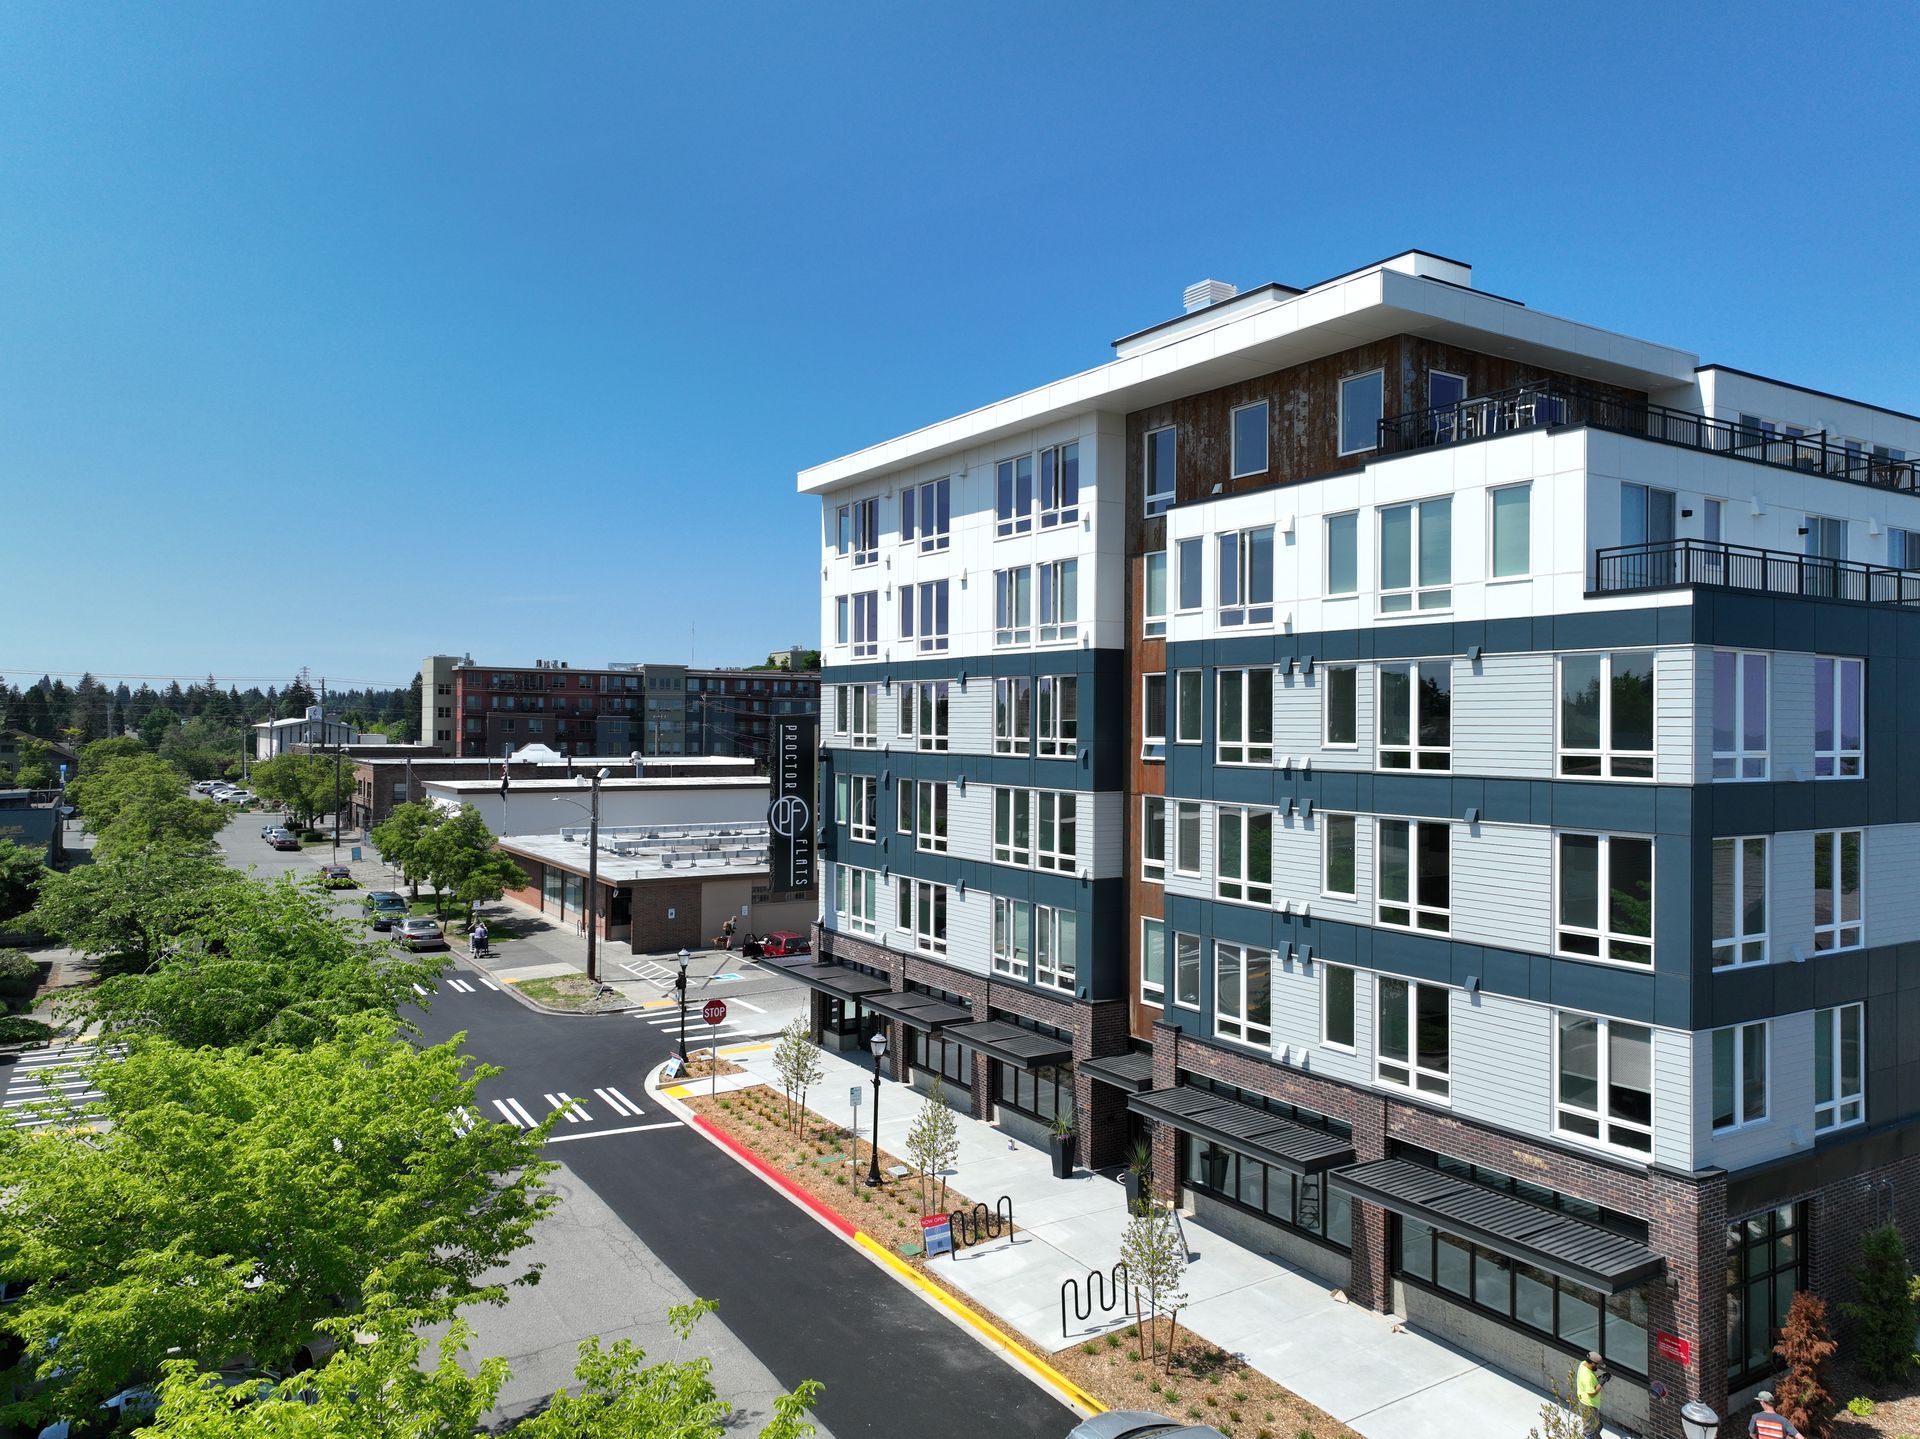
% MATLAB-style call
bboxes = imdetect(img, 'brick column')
[1074,997,1132,1170]
[1346,1091,1392,1313]
[886,1018,909,1082]
[1644,1166,1728,1434]
[1149,1022,1181,1203]
[807,988,829,1044]
[971,1052,995,1121]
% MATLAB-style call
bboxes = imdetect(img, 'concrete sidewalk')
[715,1041,1615,1439]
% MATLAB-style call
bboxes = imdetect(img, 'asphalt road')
[406,974,1075,1439]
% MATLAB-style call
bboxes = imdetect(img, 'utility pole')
[584,768,607,984]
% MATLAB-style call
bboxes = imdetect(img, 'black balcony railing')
[1379,383,1920,493]
[1594,538,1920,606]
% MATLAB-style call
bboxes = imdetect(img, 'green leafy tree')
[417,805,524,919]
[138,705,182,748]
[252,752,351,832]
[372,801,444,899]
[0,1015,556,1422]
[1119,1199,1189,1369]
[158,712,248,781]
[66,752,201,833]
[25,850,244,975]
[7,733,58,787]
[0,838,47,924]
[91,790,229,860]
[78,735,146,770]
[1843,1225,1920,1383]
[771,1015,822,1135]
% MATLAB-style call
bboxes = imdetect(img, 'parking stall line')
[547,1121,681,1144]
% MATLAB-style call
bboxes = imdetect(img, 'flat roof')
[498,825,771,883]
[425,776,767,793]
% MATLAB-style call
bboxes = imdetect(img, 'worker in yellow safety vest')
[1575,1351,1608,1437]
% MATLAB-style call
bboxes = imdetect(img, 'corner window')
[1142,674,1167,759]
[1813,657,1863,778]
[1711,837,1768,968]
[844,497,878,566]
[1812,829,1864,952]
[1176,536,1204,611]
[1144,551,1168,637]
[993,567,1032,647]
[1712,652,1769,780]
[1322,813,1357,898]
[1141,796,1167,884]
[1324,664,1357,747]
[994,677,1032,755]
[1174,801,1202,876]
[1141,918,1167,1005]
[1814,1004,1864,1132]
[1555,1015,1653,1154]
[1490,484,1531,578]
[1216,806,1274,906]
[1214,943,1272,1047]
[1322,964,1356,1050]
[1378,660,1450,770]
[1173,931,1201,1009]
[1217,667,1274,765]
[1377,819,1450,933]
[1557,833,1653,966]
[1558,652,1654,779]
[1327,511,1358,595]
[1038,559,1079,644]
[993,897,1032,980]
[1217,527,1275,627]
[1711,1022,1768,1132]
[1231,401,1269,478]
[1175,670,1203,744]
[1377,976,1449,1097]
[1039,442,1079,528]
[1145,426,1177,517]
[996,455,1033,538]
[1379,497,1451,613]
[1339,370,1385,456]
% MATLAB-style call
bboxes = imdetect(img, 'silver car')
[398,917,445,950]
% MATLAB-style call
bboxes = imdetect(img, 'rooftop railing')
[1379,383,1920,493]
[1593,538,1920,607]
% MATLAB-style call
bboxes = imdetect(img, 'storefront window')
[1181,1136,1349,1252]
[910,1027,970,1090]
[996,1063,1070,1124]
[543,867,564,915]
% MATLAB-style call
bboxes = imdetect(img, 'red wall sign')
[1655,1331,1692,1366]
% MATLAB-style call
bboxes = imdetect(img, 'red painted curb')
[692,1115,858,1237]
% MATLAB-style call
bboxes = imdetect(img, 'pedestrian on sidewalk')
[1750,1392,1801,1439]
[471,920,489,957]
[1575,1351,1607,1438]
[721,916,735,951]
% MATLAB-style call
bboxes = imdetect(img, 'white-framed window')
[1892,527,1920,570]
[1558,651,1655,779]
[834,595,849,648]
[992,787,1030,866]
[1377,976,1449,1098]
[1813,829,1864,952]
[833,772,850,825]
[1141,917,1166,1005]
[1036,792,1077,873]
[995,454,1033,538]
[1175,670,1203,745]
[1378,819,1450,933]
[1557,833,1654,966]
[1036,675,1078,758]
[1231,400,1270,478]
[1217,667,1274,765]
[1216,806,1274,905]
[841,683,879,748]
[1035,905,1076,992]
[1217,526,1275,627]
[1174,801,1202,875]
[1814,1003,1865,1132]
[831,684,850,736]
[1378,660,1451,771]
[1339,370,1385,456]
[992,897,1031,980]
[1039,442,1079,528]
[896,774,912,834]
[1038,559,1079,643]
[1322,964,1356,1051]
[899,580,950,654]
[903,780,947,853]
[1554,1014,1653,1154]
[849,775,877,842]
[1322,813,1357,898]
[901,476,950,554]
[1712,652,1769,780]
[899,680,950,752]
[1214,942,1272,1047]
[838,497,878,565]
[1142,674,1167,759]
[1327,511,1358,595]
[1143,550,1168,637]
[1324,664,1357,747]
[1142,796,1167,883]
[1711,1021,1768,1131]
[1145,426,1177,517]
[1173,931,1201,1010]
[897,877,947,955]
[994,676,1031,755]
[1712,836,1768,968]
[1427,369,1466,414]
[1814,657,1864,777]
[835,864,879,937]
[1379,497,1451,613]
[1175,536,1203,612]
[994,567,1032,646]
[850,591,879,659]
[1490,483,1531,578]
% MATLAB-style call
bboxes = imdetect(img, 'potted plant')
[1123,1136,1154,1209]
[1048,1109,1075,1180]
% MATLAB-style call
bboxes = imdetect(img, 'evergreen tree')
[1775,1290,1837,1439]
[126,683,158,733]
[281,675,318,718]
[1842,1225,1918,1383]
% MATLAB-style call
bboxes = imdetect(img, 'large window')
[1322,813,1357,897]
[1141,917,1166,1005]
[1145,426,1177,517]
[1554,1015,1653,1154]
[1217,527,1275,627]
[1174,801,1202,877]
[996,454,1033,537]
[993,567,1031,646]
[1214,943,1272,1047]
[1812,829,1864,952]
[1322,964,1356,1050]
[839,497,878,566]
[1217,667,1274,764]
[909,1024,969,1090]
[1814,656,1864,777]
[1378,660,1451,770]
[834,864,879,937]
[899,680,950,753]
[1814,1003,1865,1132]
[1035,905,1077,992]
[1557,833,1653,966]
[1231,400,1269,477]
[1142,796,1167,883]
[1036,675,1078,758]
[1712,652,1769,779]
[990,788,1074,873]
[1324,664,1357,746]
[1038,559,1079,643]
[1176,670,1204,745]
[992,897,1031,980]
[901,780,947,852]
[1184,1135,1351,1251]
[994,676,1031,755]
[1176,536,1203,611]
[1339,370,1384,456]
[1144,550,1168,636]
[1712,1021,1768,1131]
[1490,483,1531,577]
[1378,819,1450,933]
[1727,1205,1806,1390]
[1217,807,1274,906]
[899,580,950,654]
[902,476,950,554]
[1173,931,1201,1009]
[1558,652,1655,778]
[1142,674,1167,759]
[849,775,877,842]
[849,591,878,658]
[1327,512,1358,595]
[992,788,1030,866]
[895,878,948,955]
[998,1059,1073,1126]
[1711,837,1768,968]
[1377,977,1450,1097]
[1379,497,1451,612]
[836,683,878,748]
[1039,442,1079,528]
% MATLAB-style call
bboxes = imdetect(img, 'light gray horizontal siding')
[1454,654,1553,778]
[1654,646,1693,784]
[1867,825,1920,948]
[1769,831,1814,961]
[1085,791,1126,879]
[944,886,991,978]
[1275,811,1372,928]
[1448,991,1553,1137]
[1450,822,1552,954]
[1772,653,1815,781]
[1690,1013,1814,1172]
[947,682,993,756]
[1165,800,1213,900]
[946,784,993,865]
[1692,646,1714,784]
[1304,958,1372,1087]
[1652,1027,1691,1170]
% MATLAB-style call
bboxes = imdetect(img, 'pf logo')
[769,795,811,838]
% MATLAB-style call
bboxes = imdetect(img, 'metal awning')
[781,963,893,1006]
[1128,1085,1355,1176]
[862,990,973,1032]
[1329,1158,1666,1295]
[1080,1051,1156,1094]
[949,1020,1072,1071]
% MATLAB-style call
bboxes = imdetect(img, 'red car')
[759,931,811,958]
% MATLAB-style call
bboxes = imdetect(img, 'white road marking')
[478,977,499,990]
[547,1121,681,1143]
[411,983,430,997]
[543,1092,590,1123]
[491,1099,524,1128]
[730,997,767,1013]
[446,978,475,993]
[503,1097,540,1128]
[593,1087,641,1117]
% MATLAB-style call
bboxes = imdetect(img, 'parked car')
[220,790,254,805]
[361,891,408,930]
[320,864,354,888]
[759,931,811,958]
[268,830,300,851]
[260,822,278,839]
[398,917,444,951]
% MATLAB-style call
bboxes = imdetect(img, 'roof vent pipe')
[1183,278,1238,313]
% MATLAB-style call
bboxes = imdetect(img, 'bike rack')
[1060,1262,1134,1337]
[947,1196,1014,1254]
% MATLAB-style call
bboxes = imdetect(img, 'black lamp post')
[675,947,691,1062]
[865,1027,889,1187]
[1680,1402,1720,1439]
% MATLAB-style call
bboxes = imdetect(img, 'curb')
[454,946,640,1017]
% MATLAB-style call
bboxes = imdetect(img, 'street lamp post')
[1680,1403,1720,1439]
[675,947,691,1061]
[331,738,344,864]
[865,1028,889,1187]
[583,768,607,984]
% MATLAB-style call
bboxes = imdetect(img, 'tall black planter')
[1048,1131,1075,1179]
[1122,1169,1146,1210]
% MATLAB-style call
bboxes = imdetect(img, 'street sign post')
[702,999,728,1025]
[702,1000,728,1098]
[849,1085,862,1166]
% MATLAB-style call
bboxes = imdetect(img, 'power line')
[0,668,413,688]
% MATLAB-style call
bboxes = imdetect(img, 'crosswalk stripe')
[547,1120,680,1143]
[411,983,430,997]
[503,1097,539,1128]
[543,1092,590,1123]
[446,978,475,993]
[593,1087,641,1117]
[491,1099,525,1128]
[478,977,499,990]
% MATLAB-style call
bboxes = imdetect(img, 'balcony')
[1379,383,1920,493]
[1593,538,1920,607]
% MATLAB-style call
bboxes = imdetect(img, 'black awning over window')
[1128,1085,1354,1176]
[863,990,973,1032]
[782,962,893,1006]
[949,1020,1071,1070]
[1329,1158,1666,1295]
[1080,1051,1156,1094]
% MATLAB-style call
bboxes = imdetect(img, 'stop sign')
[702,999,728,1026]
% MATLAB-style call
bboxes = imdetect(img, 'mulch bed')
[1823,1359,1920,1439]
[679,1051,746,1079]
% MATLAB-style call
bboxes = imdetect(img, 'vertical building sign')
[769,716,817,893]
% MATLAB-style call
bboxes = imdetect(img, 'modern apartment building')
[799,251,1920,1433]
[432,656,818,764]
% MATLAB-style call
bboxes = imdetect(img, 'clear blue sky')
[5,1,1916,690]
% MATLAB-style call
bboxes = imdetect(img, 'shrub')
[1776,1290,1838,1439]
[1106,1333,1122,1349]
[1849,1398,1877,1417]
[1842,1226,1919,1384]
[0,949,39,998]
[0,1015,53,1045]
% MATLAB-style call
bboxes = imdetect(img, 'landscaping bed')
[514,975,626,1013]
[1827,1361,1920,1439]
[678,1051,745,1079]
